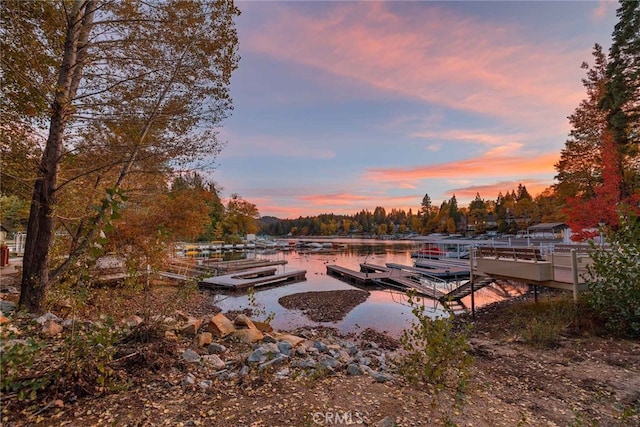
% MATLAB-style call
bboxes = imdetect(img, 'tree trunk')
[19,1,95,313]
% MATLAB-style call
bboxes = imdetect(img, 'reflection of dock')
[199,267,306,290]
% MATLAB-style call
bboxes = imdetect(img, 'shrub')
[586,212,640,337]
[0,332,48,400]
[396,292,474,396]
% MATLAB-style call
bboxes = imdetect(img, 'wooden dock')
[327,262,498,311]
[385,262,470,279]
[199,267,306,291]
[327,263,448,299]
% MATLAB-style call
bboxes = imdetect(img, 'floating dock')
[385,262,470,279]
[199,267,306,291]
[327,262,497,310]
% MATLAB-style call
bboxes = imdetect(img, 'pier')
[327,263,468,302]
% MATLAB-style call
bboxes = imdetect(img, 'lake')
[210,238,526,337]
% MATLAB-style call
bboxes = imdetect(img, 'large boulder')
[205,313,235,337]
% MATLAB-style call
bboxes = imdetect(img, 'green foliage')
[0,332,48,400]
[505,298,581,348]
[61,316,120,394]
[586,213,640,337]
[397,292,474,397]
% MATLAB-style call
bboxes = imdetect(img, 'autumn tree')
[221,194,260,241]
[2,1,240,313]
[562,2,639,239]
[468,193,488,233]
[555,44,608,200]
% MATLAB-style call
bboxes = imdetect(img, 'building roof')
[527,222,568,231]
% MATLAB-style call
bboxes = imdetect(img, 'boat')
[411,243,447,259]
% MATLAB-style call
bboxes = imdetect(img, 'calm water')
[211,239,523,337]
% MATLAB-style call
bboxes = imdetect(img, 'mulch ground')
[278,289,370,322]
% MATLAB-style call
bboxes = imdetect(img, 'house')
[527,222,568,239]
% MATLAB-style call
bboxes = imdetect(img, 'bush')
[397,292,474,396]
[586,213,640,337]
[505,297,582,347]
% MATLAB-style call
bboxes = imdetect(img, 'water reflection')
[209,239,522,337]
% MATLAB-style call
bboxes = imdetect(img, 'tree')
[555,44,608,200]
[4,1,240,313]
[222,194,260,240]
[600,0,640,200]
[601,0,640,159]
[468,193,488,233]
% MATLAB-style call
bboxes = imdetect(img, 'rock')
[375,416,396,427]
[165,330,178,341]
[0,286,19,294]
[346,343,358,356]
[233,327,264,344]
[338,350,353,364]
[0,300,16,314]
[252,320,273,333]
[233,314,257,329]
[42,320,63,336]
[371,371,393,383]
[35,312,61,325]
[247,348,268,364]
[198,380,212,390]
[124,315,144,328]
[318,355,341,370]
[174,310,190,322]
[183,373,196,386]
[277,341,293,356]
[358,356,372,366]
[239,365,250,376]
[207,343,227,354]
[181,348,201,363]
[346,363,363,376]
[197,332,213,347]
[261,333,277,343]
[313,340,328,353]
[201,354,226,370]
[259,354,288,370]
[180,317,203,336]
[247,343,279,364]
[291,358,317,369]
[275,368,290,380]
[274,333,306,347]
[206,313,235,337]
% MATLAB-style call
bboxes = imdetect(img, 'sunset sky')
[214,1,619,219]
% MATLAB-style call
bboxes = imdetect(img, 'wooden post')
[571,249,579,302]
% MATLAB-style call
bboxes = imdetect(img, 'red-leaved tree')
[563,131,628,241]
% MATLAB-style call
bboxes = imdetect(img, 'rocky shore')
[2,275,639,426]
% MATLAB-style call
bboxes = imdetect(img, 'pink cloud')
[365,151,559,185]
[445,180,553,201]
[245,3,587,128]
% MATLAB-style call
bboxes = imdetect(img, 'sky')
[212,0,619,219]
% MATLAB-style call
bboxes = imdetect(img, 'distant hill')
[259,216,281,225]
